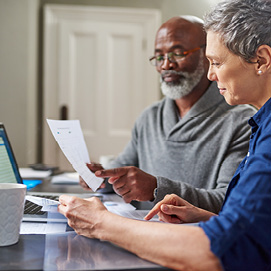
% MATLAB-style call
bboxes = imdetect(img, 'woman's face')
[206,31,261,107]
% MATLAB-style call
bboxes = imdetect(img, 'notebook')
[0,123,102,222]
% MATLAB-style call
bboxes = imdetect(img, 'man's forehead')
[155,24,196,49]
[157,21,192,37]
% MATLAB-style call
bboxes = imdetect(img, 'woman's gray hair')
[204,0,271,62]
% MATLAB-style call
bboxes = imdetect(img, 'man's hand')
[144,194,215,223]
[79,163,105,191]
[58,195,107,239]
[95,167,157,203]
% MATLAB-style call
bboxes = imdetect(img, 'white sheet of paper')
[46,119,103,191]
[20,222,67,234]
[25,195,59,213]
[104,201,136,212]
[19,168,52,178]
[41,205,59,213]
[51,172,79,184]
[26,195,59,206]
[117,210,160,221]
[103,203,159,221]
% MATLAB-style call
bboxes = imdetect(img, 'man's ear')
[255,45,271,74]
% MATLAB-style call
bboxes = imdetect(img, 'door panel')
[43,5,161,170]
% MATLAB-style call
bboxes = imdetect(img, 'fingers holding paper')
[79,163,106,191]
[58,195,107,238]
[95,167,157,203]
[144,194,215,224]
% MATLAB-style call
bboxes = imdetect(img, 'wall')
[40,0,218,21]
[0,0,218,167]
[162,0,218,21]
[0,0,39,167]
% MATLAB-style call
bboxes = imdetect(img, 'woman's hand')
[144,194,215,224]
[58,195,108,239]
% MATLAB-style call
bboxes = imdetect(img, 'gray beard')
[160,52,205,100]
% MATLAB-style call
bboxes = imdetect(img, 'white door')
[43,5,161,170]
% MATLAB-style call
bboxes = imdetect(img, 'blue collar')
[249,97,271,128]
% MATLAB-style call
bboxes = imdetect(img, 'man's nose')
[160,57,176,70]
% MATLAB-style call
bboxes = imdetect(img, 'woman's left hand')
[144,194,215,224]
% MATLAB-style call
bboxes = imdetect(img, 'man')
[81,15,256,213]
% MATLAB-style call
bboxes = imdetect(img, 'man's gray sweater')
[108,82,257,213]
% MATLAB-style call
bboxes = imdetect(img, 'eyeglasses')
[149,44,206,67]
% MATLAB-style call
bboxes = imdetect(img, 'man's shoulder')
[215,103,257,132]
[137,98,166,118]
[223,103,257,117]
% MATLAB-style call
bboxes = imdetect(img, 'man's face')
[154,22,206,99]
[160,52,205,100]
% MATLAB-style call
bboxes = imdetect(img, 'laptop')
[0,123,102,222]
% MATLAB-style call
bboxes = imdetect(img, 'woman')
[58,0,271,270]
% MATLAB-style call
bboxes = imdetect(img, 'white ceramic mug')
[0,183,26,246]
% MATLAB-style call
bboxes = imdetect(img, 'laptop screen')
[0,123,22,184]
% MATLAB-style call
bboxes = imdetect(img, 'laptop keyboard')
[24,195,59,215]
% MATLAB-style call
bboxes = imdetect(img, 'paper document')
[26,195,59,206]
[19,167,52,178]
[20,222,67,234]
[46,119,103,191]
[51,172,79,184]
[25,195,59,213]
[119,210,160,221]
[103,203,159,221]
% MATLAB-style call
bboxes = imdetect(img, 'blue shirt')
[199,98,271,271]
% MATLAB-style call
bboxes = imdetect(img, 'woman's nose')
[207,66,217,81]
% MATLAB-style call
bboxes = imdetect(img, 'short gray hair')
[204,0,271,62]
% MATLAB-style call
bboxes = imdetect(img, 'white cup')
[0,183,26,246]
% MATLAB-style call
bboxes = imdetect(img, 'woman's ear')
[255,45,271,74]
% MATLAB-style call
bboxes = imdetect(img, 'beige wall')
[40,0,218,22]
[0,0,217,167]
[0,0,39,167]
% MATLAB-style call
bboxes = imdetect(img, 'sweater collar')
[163,81,223,131]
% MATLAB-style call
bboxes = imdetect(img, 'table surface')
[0,178,171,270]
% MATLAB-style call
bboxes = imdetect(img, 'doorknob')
[60,105,68,120]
